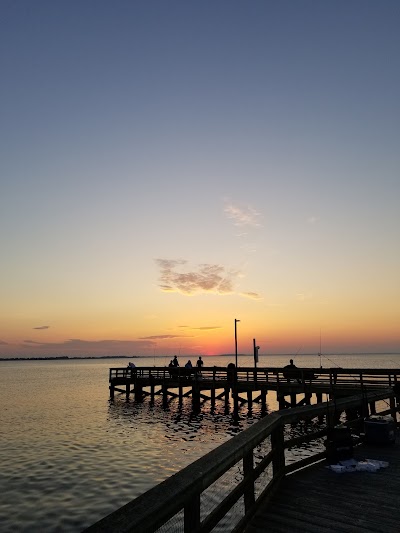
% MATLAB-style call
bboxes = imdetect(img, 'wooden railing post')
[243,450,255,512]
[184,493,200,532]
[271,423,285,478]
[390,396,396,422]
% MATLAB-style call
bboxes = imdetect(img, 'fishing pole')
[320,354,342,368]
[292,346,302,365]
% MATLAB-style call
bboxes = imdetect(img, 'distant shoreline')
[0,355,137,361]
[0,352,399,362]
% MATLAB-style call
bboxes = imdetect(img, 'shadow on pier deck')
[245,436,400,533]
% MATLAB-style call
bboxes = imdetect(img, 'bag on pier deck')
[325,426,354,465]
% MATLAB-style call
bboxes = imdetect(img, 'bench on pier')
[282,366,318,383]
[168,367,199,380]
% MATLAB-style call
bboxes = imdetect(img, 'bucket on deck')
[364,416,396,445]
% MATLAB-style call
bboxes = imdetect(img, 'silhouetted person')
[172,355,179,367]
[283,359,298,382]
[227,362,236,385]
[196,356,203,369]
[185,360,192,368]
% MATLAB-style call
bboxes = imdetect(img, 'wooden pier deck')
[245,437,400,533]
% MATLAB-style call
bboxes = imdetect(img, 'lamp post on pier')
[234,319,240,367]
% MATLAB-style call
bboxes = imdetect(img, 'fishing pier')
[88,368,400,532]
[109,365,399,417]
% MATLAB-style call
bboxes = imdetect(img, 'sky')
[1,1,399,358]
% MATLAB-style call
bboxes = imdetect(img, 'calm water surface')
[1,353,399,532]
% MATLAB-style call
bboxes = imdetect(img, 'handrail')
[109,366,400,386]
[85,387,398,533]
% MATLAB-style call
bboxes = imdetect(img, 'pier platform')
[245,435,400,532]
[109,366,399,414]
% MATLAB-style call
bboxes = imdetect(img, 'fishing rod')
[291,346,302,365]
[322,354,342,368]
[318,328,322,369]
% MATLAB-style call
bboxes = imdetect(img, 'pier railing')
[85,387,398,533]
[109,366,400,390]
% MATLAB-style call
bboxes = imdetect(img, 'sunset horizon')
[1,1,399,360]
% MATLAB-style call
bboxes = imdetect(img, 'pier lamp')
[234,319,240,367]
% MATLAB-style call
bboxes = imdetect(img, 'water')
[1,353,399,532]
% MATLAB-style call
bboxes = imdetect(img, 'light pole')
[234,319,240,367]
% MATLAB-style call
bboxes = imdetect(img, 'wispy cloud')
[33,325,50,330]
[178,325,221,331]
[138,334,193,340]
[192,326,221,330]
[155,259,237,295]
[240,291,263,300]
[20,338,155,355]
[0,340,8,345]
[296,292,313,301]
[224,202,262,227]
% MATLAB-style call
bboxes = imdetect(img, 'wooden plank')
[245,439,400,533]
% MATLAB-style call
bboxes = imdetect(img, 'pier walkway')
[245,437,400,533]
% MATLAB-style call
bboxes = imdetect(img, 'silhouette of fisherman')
[283,359,298,382]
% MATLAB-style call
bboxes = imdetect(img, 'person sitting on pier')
[283,359,318,383]
[283,359,298,382]
[184,360,193,379]
[127,361,136,377]
[168,359,175,378]
[172,355,179,367]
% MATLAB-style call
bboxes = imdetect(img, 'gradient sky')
[1,1,399,358]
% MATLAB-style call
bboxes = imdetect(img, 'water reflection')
[107,394,267,446]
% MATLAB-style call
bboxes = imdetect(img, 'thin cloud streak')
[240,291,263,300]
[193,326,222,330]
[19,338,155,355]
[33,326,50,330]
[138,334,193,340]
[178,325,221,331]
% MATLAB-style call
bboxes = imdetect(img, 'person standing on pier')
[196,356,203,369]
[172,355,179,367]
